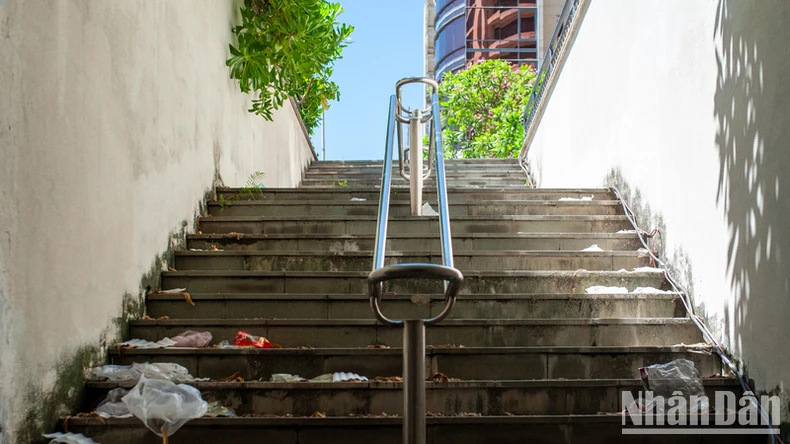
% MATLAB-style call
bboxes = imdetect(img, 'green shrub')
[227,0,353,134]
[439,60,536,158]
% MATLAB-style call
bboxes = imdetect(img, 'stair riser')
[187,236,642,252]
[208,203,623,217]
[162,273,669,294]
[197,219,633,235]
[304,171,527,179]
[64,419,769,444]
[174,254,648,272]
[217,190,614,201]
[146,297,684,320]
[301,180,528,188]
[110,351,721,381]
[128,323,702,347]
[305,167,525,176]
[82,384,739,417]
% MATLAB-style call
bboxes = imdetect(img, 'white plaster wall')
[529,0,789,419]
[0,0,314,440]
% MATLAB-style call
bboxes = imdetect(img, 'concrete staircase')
[65,159,755,443]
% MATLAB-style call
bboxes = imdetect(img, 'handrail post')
[409,109,424,215]
[403,320,426,444]
[371,78,462,444]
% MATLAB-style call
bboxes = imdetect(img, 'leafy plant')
[227,0,353,134]
[438,60,536,158]
[216,171,266,212]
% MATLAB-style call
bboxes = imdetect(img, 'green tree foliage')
[227,0,353,134]
[438,60,536,158]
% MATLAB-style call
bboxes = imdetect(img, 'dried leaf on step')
[429,372,460,383]
[168,267,177,272]
[210,244,219,251]
[311,411,326,418]
[504,411,515,416]
[183,292,195,306]
[229,232,244,240]
[367,344,390,349]
[142,315,170,321]
[217,372,244,382]
[457,412,481,417]
[373,376,403,382]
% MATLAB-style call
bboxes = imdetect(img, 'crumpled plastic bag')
[43,433,99,444]
[122,376,208,438]
[89,362,208,383]
[95,388,132,418]
[638,359,708,412]
[233,331,273,348]
[204,401,237,417]
[117,338,177,349]
[171,330,212,348]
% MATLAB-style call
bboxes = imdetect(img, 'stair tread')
[146,292,681,300]
[175,250,643,257]
[108,345,711,355]
[128,318,693,326]
[85,378,736,390]
[162,269,664,277]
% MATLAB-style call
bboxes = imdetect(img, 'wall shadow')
[714,0,790,431]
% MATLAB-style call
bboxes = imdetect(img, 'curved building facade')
[431,0,558,80]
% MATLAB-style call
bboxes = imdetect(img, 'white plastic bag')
[89,362,207,383]
[43,433,99,444]
[639,359,708,412]
[170,330,212,348]
[122,376,208,438]
[95,388,132,418]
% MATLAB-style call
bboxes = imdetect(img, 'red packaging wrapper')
[233,331,273,349]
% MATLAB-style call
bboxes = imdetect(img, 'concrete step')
[108,346,721,380]
[216,187,614,201]
[173,250,648,272]
[311,159,519,166]
[197,215,633,236]
[305,166,525,176]
[146,293,685,320]
[82,379,739,417]
[60,415,769,444]
[161,269,669,294]
[207,200,624,217]
[304,171,527,179]
[127,318,701,348]
[186,233,643,252]
[300,178,529,187]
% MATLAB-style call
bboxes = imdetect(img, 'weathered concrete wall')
[0,0,314,441]
[529,0,789,429]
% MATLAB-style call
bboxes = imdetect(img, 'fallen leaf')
[373,376,403,382]
[504,411,515,416]
[311,411,326,418]
[217,372,244,382]
[367,344,390,349]
[210,244,219,251]
[168,267,177,272]
[183,292,195,306]
[142,315,170,320]
[429,372,460,383]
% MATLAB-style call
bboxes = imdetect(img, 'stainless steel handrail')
[518,0,584,181]
[369,78,464,444]
[369,78,463,327]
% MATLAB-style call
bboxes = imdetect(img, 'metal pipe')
[431,94,453,269]
[409,109,423,215]
[372,96,397,271]
[403,320,426,444]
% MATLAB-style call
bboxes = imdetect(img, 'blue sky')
[310,0,426,160]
